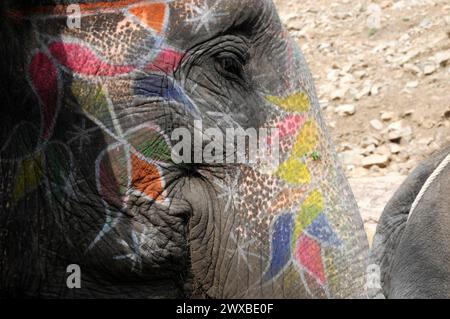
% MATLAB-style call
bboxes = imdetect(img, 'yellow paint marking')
[276,156,311,185]
[266,92,310,113]
[292,121,319,158]
[12,152,44,203]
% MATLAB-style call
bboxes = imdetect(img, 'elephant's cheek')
[183,168,304,298]
[181,175,248,298]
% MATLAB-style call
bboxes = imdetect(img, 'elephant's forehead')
[23,0,272,36]
[23,0,274,64]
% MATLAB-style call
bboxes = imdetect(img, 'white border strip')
[408,153,450,221]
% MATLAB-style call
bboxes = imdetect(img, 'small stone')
[362,154,390,168]
[354,70,368,79]
[397,152,411,162]
[380,111,394,121]
[330,87,348,100]
[403,63,422,74]
[338,143,356,152]
[388,143,402,154]
[419,17,432,29]
[423,62,438,75]
[370,119,384,131]
[405,81,419,89]
[361,135,381,148]
[355,84,371,100]
[319,100,329,109]
[402,109,415,118]
[433,51,450,66]
[327,69,340,82]
[335,104,356,116]
[342,62,354,73]
[318,42,331,51]
[375,145,390,156]
[370,85,380,96]
[340,76,355,89]
[362,144,376,156]
[387,121,412,142]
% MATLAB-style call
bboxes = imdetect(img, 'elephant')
[371,145,450,298]
[0,0,371,298]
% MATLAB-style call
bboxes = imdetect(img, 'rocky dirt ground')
[273,0,450,243]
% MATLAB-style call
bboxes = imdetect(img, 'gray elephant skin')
[0,0,370,298]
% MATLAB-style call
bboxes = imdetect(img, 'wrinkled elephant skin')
[0,0,369,298]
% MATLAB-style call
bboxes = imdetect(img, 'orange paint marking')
[129,3,167,34]
[21,0,144,17]
[131,153,165,203]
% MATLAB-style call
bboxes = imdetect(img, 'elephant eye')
[214,52,246,82]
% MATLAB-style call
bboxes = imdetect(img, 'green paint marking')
[133,131,172,162]
[292,189,324,246]
[311,151,321,161]
[71,80,113,127]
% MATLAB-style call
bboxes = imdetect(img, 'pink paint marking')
[144,49,183,74]
[295,234,326,285]
[268,114,306,145]
[49,42,134,76]
[30,52,58,141]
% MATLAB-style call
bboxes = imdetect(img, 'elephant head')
[0,0,370,298]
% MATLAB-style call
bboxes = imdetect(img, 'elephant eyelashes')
[214,52,247,83]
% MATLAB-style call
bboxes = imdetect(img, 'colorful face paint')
[29,51,60,141]
[2,0,368,298]
[14,1,189,258]
[259,91,343,292]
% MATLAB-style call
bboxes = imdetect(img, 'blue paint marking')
[263,213,295,282]
[306,213,342,247]
[134,74,200,116]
